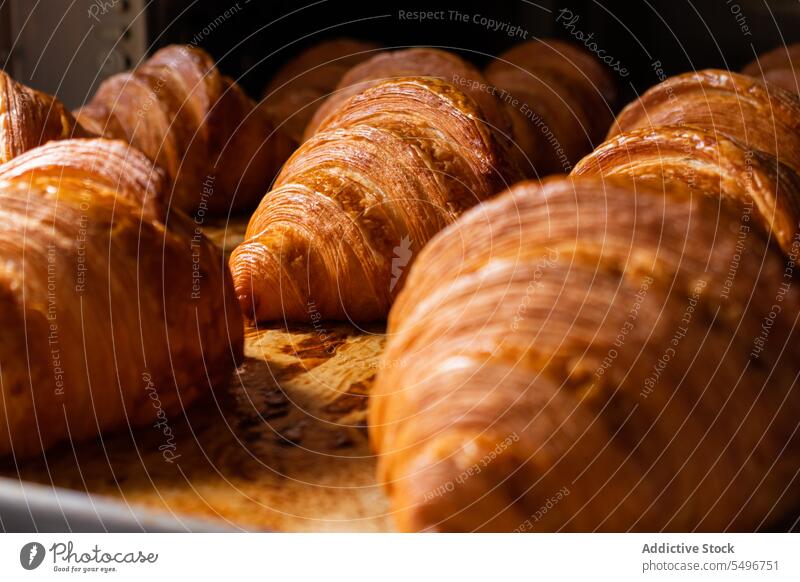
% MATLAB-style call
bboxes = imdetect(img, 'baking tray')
[0,218,392,532]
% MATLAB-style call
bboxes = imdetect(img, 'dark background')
[2,0,798,108]
[148,0,800,106]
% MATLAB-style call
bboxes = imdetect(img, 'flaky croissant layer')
[371,176,800,532]
[572,125,800,254]
[303,47,513,144]
[610,69,800,175]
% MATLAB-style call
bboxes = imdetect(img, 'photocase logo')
[19,542,46,570]
[390,235,413,292]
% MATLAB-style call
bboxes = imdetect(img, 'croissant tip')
[235,289,259,323]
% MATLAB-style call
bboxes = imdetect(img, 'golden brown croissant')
[0,137,165,211]
[370,175,800,532]
[572,125,800,254]
[0,69,89,164]
[260,38,381,145]
[231,76,521,322]
[484,39,618,176]
[75,45,293,215]
[610,70,800,175]
[302,48,513,146]
[742,44,800,94]
[0,138,243,458]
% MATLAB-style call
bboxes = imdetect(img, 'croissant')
[484,39,617,176]
[572,125,800,254]
[0,138,164,211]
[369,175,800,532]
[0,138,243,458]
[0,69,89,164]
[302,48,514,147]
[742,44,800,94]
[75,45,293,215]
[260,38,381,145]
[610,69,800,175]
[231,76,521,322]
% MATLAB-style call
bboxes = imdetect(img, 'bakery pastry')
[0,138,165,212]
[260,38,381,145]
[370,175,800,531]
[484,39,617,176]
[370,67,800,531]
[75,45,293,215]
[573,125,800,254]
[302,48,513,146]
[231,76,521,322]
[0,69,89,164]
[0,138,243,457]
[233,42,614,323]
[609,70,800,175]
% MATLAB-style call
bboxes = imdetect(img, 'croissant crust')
[370,176,800,532]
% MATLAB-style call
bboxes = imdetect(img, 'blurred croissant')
[260,38,381,145]
[609,69,800,175]
[0,69,89,163]
[742,43,800,94]
[0,138,243,458]
[370,175,800,531]
[484,39,617,176]
[75,45,294,215]
[231,75,522,322]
